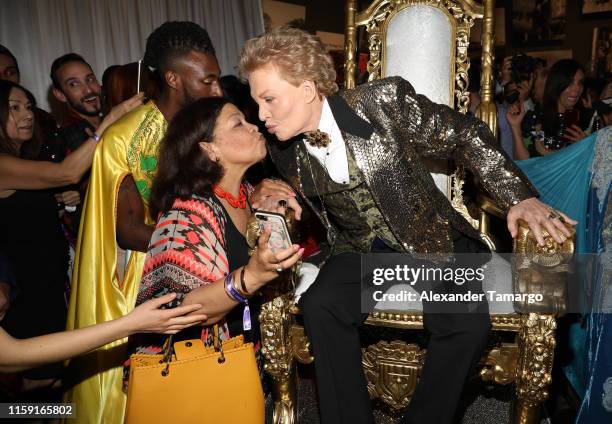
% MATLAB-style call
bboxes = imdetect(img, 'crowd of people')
[0,18,609,424]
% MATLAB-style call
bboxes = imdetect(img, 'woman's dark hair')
[149,97,229,219]
[542,59,584,136]
[0,79,41,159]
[0,44,19,79]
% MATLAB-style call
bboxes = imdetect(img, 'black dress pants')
[299,234,491,424]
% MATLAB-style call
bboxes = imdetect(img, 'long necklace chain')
[302,144,332,230]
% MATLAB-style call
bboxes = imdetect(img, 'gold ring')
[548,210,560,220]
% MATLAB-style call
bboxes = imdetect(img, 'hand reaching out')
[97,92,146,135]
[123,293,208,335]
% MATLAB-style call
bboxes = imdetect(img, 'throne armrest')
[477,193,505,219]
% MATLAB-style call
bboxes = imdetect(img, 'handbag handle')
[160,324,225,376]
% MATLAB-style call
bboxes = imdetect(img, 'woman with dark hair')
[0,79,141,390]
[508,59,587,159]
[130,98,303,363]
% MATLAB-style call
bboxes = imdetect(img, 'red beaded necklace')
[213,184,247,209]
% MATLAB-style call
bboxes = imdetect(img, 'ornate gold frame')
[344,0,498,228]
[345,0,483,114]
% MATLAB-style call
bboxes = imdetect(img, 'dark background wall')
[499,0,610,68]
[279,0,610,69]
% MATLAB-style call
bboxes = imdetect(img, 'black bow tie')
[303,129,331,148]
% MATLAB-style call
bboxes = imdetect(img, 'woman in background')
[508,59,587,159]
[0,79,141,389]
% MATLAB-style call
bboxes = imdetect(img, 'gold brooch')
[303,129,331,148]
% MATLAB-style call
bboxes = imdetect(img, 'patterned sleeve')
[136,196,229,306]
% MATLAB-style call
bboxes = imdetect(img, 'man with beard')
[64,22,224,423]
[51,53,103,149]
[50,54,103,242]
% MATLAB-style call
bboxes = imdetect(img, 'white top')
[303,98,350,185]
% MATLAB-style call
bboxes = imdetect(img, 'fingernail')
[293,244,300,250]
[298,248,305,255]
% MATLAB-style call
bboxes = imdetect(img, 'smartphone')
[561,109,580,142]
[254,211,292,254]
[563,108,580,129]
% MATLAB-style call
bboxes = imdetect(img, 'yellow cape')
[64,101,167,423]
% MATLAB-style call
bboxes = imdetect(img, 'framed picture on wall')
[589,27,612,78]
[262,0,306,31]
[582,0,612,18]
[511,0,567,46]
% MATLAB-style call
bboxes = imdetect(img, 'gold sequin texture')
[270,77,538,255]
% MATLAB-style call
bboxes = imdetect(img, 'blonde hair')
[239,27,338,96]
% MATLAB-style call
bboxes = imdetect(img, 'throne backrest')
[344,0,493,211]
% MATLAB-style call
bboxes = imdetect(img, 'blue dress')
[516,127,611,422]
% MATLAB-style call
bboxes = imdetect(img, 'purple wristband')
[224,272,251,331]
[224,272,247,303]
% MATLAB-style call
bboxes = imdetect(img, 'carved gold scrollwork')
[260,294,299,424]
[362,341,425,410]
[366,25,382,81]
[356,0,479,112]
[290,324,314,364]
[476,0,497,135]
[515,314,556,406]
[481,344,519,385]
[261,294,294,379]
[345,0,358,89]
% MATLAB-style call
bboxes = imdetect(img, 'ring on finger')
[548,210,560,220]
[275,265,283,273]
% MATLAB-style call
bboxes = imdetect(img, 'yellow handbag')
[125,326,264,424]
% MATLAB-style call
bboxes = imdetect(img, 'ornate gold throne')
[255,1,576,423]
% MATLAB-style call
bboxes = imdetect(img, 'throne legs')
[512,313,556,424]
[261,294,313,424]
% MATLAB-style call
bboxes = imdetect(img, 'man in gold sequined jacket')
[240,27,575,424]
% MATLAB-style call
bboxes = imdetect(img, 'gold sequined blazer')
[268,77,538,254]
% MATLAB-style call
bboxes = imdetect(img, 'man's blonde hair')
[239,27,338,97]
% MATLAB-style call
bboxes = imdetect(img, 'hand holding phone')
[254,211,292,254]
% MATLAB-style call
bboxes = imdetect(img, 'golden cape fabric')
[64,101,167,424]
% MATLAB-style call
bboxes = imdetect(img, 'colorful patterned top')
[129,189,260,359]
